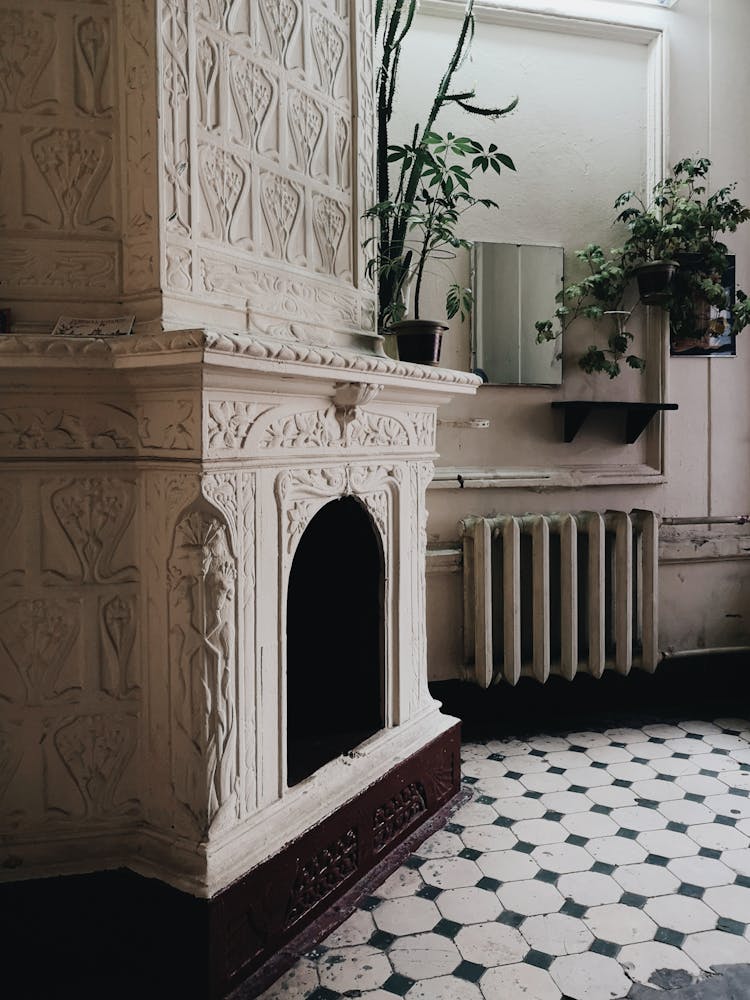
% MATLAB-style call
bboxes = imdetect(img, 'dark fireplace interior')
[286,496,385,786]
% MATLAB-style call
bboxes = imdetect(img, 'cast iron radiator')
[460,511,659,687]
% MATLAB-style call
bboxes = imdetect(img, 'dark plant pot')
[389,319,449,366]
[636,260,679,304]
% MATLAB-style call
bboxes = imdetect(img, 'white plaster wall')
[405,0,750,678]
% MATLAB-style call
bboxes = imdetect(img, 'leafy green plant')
[535,158,750,375]
[366,131,513,323]
[535,245,645,379]
[368,0,517,330]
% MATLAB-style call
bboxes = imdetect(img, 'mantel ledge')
[0,330,481,395]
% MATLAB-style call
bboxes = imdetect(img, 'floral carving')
[0,243,117,290]
[101,595,138,697]
[53,714,138,818]
[260,407,408,450]
[313,194,346,275]
[30,128,114,231]
[74,16,112,117]
[229,55,274,151]
[0,405,136,453]
[199,144,245,242]
[168,505,239,836]
[412,411,436,449]
[206,401,266,449]
[260,0,299,66]
[47,478,137,584]
[261,173,301,262]
[166,245,192,290]
[196,32,219,130]
[289,89,324,175]
[335,115,349,190]
[0,10,56,114]
[311,11,344,96]
[123,0,156,235]
[0,599,80,705]
[161,0,190,235]
[138,399,194,450]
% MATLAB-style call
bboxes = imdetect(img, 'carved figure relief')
[100,595,138,697]
[0,10,57,114]
[44,478,137,585]
[168,504,239,836]
[53,713,138,819]
[0,599,80,705]
[74,16,112,117]
[26,128,114,232]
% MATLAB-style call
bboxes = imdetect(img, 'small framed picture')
[670,255,737,358]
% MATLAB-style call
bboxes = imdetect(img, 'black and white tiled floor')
[261,719,750,999]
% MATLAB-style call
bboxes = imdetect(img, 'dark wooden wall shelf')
[551,401,679,443]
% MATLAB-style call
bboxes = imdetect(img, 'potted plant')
[365,0,517,365]
[536,158,750,374]
[535,244,646,379]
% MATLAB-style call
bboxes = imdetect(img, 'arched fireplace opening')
[286,496,385,787]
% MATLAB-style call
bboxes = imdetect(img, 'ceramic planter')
[389,319,449,366]
[636,260,679,304]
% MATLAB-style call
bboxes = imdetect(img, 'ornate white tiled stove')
[0,331,477,994]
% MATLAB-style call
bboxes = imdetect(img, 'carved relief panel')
[159,0,374,341]
[0,1,122,319]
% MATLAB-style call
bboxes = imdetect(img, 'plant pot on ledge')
[635,260,679,304]
[389,319,449,366]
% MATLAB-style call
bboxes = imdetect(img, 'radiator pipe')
[661,515,750,526]
[660,645,750,659]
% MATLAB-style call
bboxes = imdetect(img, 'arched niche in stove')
[286,496,385,787]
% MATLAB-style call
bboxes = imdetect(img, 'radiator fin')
[461,510,659,687]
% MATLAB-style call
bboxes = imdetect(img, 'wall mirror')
[472,243,564,386]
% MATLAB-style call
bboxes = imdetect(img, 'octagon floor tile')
[682,929,750,970]
[389,933,461,980]
[521,913,593,955]
[584,903,657,945]
[618,940,700,987]
[318,945,393,993]
[455,921,527,967]
[436,887,501,925]
[480,963,561,1000]
[498,879,565,916]
[644,894,718,933]
[550,952,631,999]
